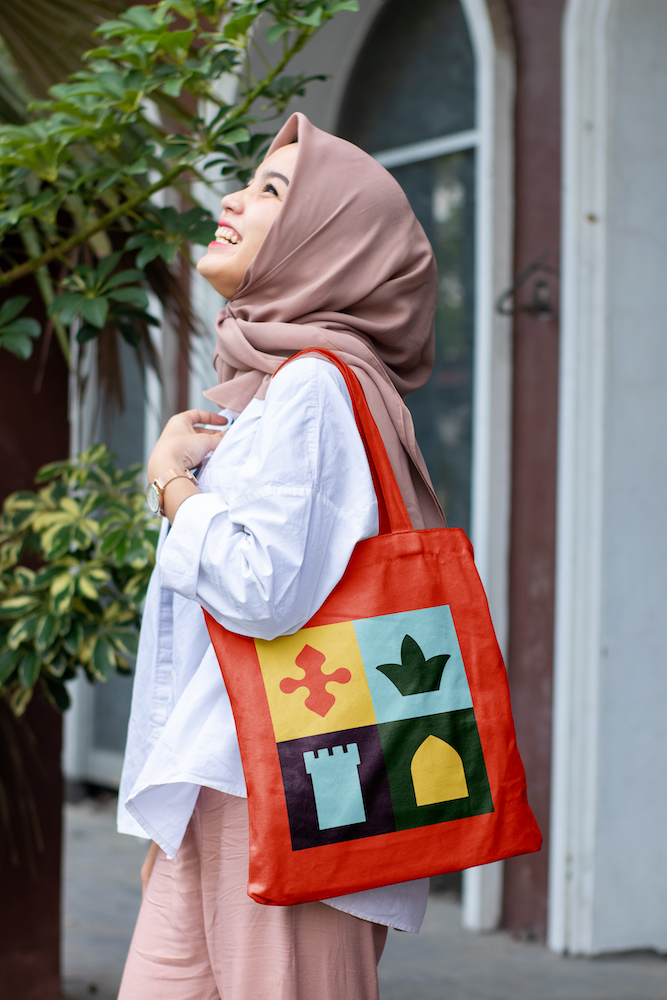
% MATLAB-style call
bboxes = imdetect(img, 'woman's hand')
[141,840,160,897]
[147,409,227,523]
[147,409,227,483]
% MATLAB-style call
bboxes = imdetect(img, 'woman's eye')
[263,183,279,196]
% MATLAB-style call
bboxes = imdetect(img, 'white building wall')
[593,0,667,953]
[552,0,667,954]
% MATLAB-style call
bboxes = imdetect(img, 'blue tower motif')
[303,743,366,830]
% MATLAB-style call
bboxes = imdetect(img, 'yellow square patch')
[255,621,377,742]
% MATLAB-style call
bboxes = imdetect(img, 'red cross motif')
[279,644,352,717]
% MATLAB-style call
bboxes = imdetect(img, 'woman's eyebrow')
[259,169,290,186]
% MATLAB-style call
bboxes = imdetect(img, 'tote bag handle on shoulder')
[205,348,542,906]
[276,349,413,535]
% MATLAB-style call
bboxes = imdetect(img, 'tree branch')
[228,27,314,122]
[0,164,187,289]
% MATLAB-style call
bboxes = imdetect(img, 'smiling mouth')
[214,225,240,245]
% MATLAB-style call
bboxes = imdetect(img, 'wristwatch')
[146,468,198,516]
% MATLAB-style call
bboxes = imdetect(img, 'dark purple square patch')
[277,725,396,851]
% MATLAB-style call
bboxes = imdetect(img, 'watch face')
[146,483,161,515]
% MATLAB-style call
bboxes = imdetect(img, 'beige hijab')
[204,112,445,529]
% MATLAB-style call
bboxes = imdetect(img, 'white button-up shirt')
[117,357,429,932]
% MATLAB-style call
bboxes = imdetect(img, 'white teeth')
[215,226,239,245]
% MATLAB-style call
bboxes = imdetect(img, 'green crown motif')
[376,634,450,696]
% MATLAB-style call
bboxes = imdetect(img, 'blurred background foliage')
[0,445,158,717]
[0,0,356,399]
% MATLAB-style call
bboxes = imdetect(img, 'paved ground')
[63,798,667,1000]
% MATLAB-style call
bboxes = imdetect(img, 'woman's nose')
[221,189,243,214]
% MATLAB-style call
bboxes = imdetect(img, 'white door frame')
[549,0,612,954]
[459,0,515,933]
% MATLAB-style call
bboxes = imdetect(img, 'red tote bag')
[205,349,542,906]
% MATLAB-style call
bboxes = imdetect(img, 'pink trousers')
[118,787,387,1000]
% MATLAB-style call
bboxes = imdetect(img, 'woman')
[117,112,444,1000]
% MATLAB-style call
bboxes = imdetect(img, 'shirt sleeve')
[159,358,378,640]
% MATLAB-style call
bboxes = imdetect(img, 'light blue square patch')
[353,605,473,723]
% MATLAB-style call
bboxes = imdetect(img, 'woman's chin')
[197,251,240,298]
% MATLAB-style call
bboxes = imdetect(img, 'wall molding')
[549,0,612,955]
[460,0,515,933]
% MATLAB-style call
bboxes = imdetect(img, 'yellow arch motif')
[411,735,470,806]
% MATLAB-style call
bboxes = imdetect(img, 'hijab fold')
[205,113,445,530]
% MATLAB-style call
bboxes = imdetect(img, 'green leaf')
[122,5,163,31]
[50,572,76,614]
[49,292,87,325]
[14,566,35,590]
[0,302,41,358]
[44,678,71,712]
[81,296,109,328]
[295,6,324,27]
[77,324,102,344]
[266,23,291,45]
[18,648,40,689]
[0,594,40,617]
[217,125,251,145]
[0,333,34,360]
[8,613,42,649]
[34,460,73,483]
[35,614,60,654]
[0,647,20,685]
[42,525,75,561]
[33,565,65,590]
[0,295,30,326]
[104,269,145,289]
[99,527,126,556]
[109,627,139,659]
[159,30,194,58]
[62,620,84,657]
[2,318,41,338]
[223,14,257,41]
[324,0,358,12]
[162,77,184,98]
[132,241,162,268]
[95,252,123,284]
[92,635,116,680]
[46,652,68,678]
[77,574,100,601]
[117,323,142,348]
[109,287,148,309]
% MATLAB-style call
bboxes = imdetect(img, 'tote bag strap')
[274,348,412,534]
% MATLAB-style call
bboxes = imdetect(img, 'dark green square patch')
[377,709,493,830]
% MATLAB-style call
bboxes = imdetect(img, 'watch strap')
[154,468,198,493]
[152,468,198,515]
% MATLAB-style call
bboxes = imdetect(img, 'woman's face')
[197,142,299,300]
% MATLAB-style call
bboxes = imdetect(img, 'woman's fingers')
[187,409,228,427]
[147,411,228,483]
[182,432,225,466]
[165,410,228,435]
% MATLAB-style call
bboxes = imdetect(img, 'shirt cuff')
[159,491,228,602]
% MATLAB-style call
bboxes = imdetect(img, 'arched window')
[339,0,477,531]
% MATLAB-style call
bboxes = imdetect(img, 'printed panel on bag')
[254,605,493,851]
[255,621,377,741]
[353,606,473,722]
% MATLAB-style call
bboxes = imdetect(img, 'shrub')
[0,444,158,716]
